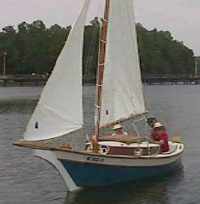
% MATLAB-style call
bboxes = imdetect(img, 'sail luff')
[95,0,110,139]
[24,0,90,141]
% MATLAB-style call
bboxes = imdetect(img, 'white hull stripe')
[55,143,184,167]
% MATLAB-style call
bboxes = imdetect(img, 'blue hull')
[60,159,182,187]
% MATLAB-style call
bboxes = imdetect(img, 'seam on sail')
[41,103,83,127]
[31,128,83,141]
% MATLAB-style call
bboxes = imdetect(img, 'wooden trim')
[57,155,183,168]
[14,140,184,161]
[56,145,184,167]
[56,146,184,160]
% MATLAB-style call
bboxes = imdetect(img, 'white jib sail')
[24,0,90,141]
[100,0,146,127]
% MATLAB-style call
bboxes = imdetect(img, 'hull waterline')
[14,139,184,190]
[60,158,182,187]
[55,142,184,188]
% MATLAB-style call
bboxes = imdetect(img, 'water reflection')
[64,170,184,204]
[2,85,200,203]
[0,99,37,114]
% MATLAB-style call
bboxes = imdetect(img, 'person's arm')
[153,140,163,145]
[160,132,168,143]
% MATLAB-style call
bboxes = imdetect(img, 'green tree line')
[0,19,194,82]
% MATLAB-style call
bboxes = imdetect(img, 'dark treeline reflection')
[0,18,194,81]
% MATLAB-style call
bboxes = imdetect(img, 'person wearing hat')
[147,117,158,128]
[151,122,169,153]
[112,124,128,136]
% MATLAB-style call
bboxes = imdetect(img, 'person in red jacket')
[151,122,170,153]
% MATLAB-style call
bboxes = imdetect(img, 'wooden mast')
[95,0,110,140]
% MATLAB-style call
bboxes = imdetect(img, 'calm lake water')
[0,85,200,204]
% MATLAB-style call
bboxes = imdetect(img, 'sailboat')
[15,0,184,192]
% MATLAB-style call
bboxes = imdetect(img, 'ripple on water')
[0,85,200,204]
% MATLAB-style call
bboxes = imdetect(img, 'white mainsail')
[100,0,146,127]
[24,0,90,141]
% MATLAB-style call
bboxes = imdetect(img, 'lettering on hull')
[86,156,105,162]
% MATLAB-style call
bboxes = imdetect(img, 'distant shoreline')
[1,75,200,86]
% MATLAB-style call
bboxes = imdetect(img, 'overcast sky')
[0,0,199,55]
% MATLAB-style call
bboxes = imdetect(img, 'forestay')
[24,0,90,141]
[100,0,146,127]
